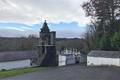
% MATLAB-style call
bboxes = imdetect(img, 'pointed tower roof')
[41,20,50,33]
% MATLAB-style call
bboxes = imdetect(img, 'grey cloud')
[56,30,85,38]
[0,29,39,37]
[0,0,89,24]
[0,28,84,38]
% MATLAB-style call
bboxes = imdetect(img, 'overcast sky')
[0,0,90,38]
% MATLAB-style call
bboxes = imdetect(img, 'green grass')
[0,67,46,78]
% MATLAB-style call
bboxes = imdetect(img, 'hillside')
[0,37,87,52]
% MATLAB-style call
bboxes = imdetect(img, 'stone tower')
[39,20,56,45]
[37,20,57,66]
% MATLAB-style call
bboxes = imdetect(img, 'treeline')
[56,38,88,52]
[82,0,120,51]
[0,37,39,51]
[0,37,88,53]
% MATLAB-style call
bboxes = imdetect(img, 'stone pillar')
[37,45,57,66]
[50,31,56,45]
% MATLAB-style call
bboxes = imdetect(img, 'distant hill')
[0,37,88,52]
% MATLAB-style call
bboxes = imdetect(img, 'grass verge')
[0,67,46,78]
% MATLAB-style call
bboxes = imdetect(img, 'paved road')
[1,65,120,80]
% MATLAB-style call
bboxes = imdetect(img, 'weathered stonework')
[36,20,57,66]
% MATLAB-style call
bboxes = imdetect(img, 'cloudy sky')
[0,0,90,38]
